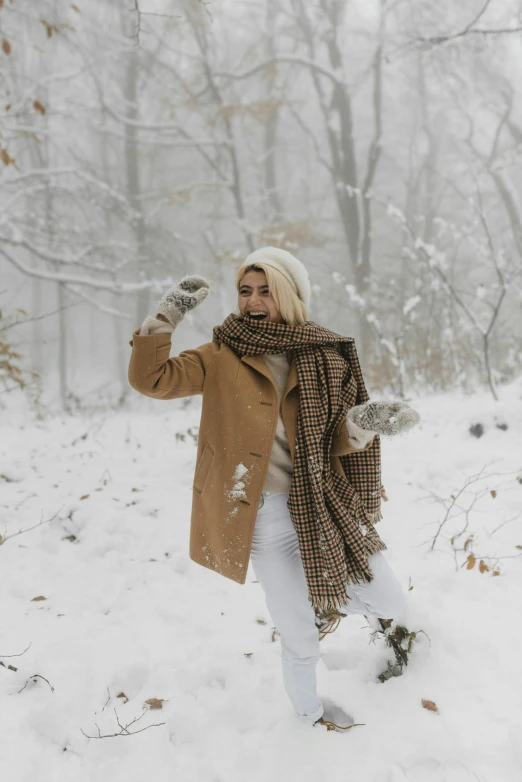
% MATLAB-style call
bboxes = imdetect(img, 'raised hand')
[346,401,420,449]
[156,275,210,328]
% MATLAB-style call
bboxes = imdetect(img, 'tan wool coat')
[128,329,371,585]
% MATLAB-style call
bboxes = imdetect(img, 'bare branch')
[0,236,133,276]
[0,508,63,546]
[18,674,55,694]
[101,687,111,713]
[0,643,32,672]
[132,0,141,46]
[489,512,521,538]
[64,285,130,319]
[388,2,522,60]
[418,466,521,553]
[420,25,522,48]
[1,168,135,214]
[215,56,343,87]
[285,104,333,175]
[0,643,32,658]
[0,305,78,333]
[0,248,168,295]
[81,707,165,739]
[456,0,493,37]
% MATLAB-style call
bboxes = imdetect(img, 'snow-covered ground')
[1,381,522,782]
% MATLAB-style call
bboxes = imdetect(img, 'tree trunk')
[123,49,149,326]
[263,1,284,224]
[57,282,68,411]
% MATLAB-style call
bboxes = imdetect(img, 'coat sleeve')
[331,339,375,456]
[128,329,220,400]
[330,418,374,456]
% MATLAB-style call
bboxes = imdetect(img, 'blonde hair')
[235,262,308,326]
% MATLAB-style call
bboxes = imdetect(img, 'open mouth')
[247,312,268,321]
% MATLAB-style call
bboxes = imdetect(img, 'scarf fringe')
[310,533,387,617]
[365,509,383,524]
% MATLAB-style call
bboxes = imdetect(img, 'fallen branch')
[0,507,62,546]
[416,466,518,551]
[18,673,55,693]
[0,661,18,672]
[0,642,32,673]
[1,643,31,674]
[81,708,165,739]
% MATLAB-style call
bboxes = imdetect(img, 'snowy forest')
[2,1,522,781]
[1,0,521,406]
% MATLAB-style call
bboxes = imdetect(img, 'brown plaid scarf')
[213,314,386,616]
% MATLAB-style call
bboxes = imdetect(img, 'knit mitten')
[346,401,420,449]
[139,275,210,336]
[139,316,174,336]
[157,275,210,328]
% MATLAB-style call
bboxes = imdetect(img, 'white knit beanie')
[243,247,311,310]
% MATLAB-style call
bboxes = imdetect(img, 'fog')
[2,4,522,778]
[1,0,521,407]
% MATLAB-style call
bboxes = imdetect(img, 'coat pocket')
[193,442,215,494]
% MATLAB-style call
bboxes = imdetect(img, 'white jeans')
[250,491,406,725]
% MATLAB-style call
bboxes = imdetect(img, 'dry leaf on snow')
[144,698,164,710]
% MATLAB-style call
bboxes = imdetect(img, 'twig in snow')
[0,507,63,546]
[0,642,32,660]
[0,661,18,672]
[18,673,55,693]
[489,513,521,538]
[0,645,31,673]
[422,467,492,550]
[417,466,519,550]
[81,708,165,739]
[101,687,111,712]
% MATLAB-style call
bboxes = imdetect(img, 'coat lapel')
[240,354,274,385]
[240,353,298,399]
[283,355,298,400]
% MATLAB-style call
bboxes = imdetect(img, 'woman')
[128,247,419,732]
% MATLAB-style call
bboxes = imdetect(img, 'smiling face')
[238,269,284,324]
